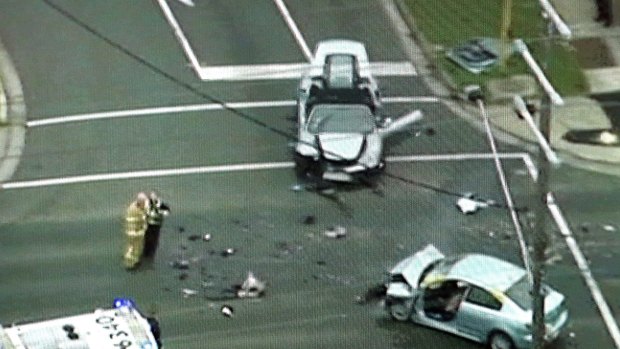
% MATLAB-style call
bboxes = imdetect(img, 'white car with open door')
[295,39,422,182]
[385,245,569,349]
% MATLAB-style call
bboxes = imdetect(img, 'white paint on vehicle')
[547,193,620,348]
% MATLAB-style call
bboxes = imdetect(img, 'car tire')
[388,302,412,322]
[488,331,515,349]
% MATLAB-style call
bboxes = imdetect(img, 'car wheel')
[488,332,515,349]
[389,302,411,322]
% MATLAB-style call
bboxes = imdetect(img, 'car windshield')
[307,104,374,134]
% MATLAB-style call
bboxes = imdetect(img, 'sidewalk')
[394,0,620,175]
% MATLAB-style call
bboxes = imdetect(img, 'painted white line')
[513,96,560,165]
[26,100,297,127]
[198,63,310,81]
[1,153,530,190]
[156,0,202,75]
[27,96,438,127]
[386,152,528,162]
[477,100,532,281]
[382,96,438,103]
[197,61,416,81]
[547,193,620,348]
[520,152,539,181]
[273,0,313,61]
[0,162,295,189]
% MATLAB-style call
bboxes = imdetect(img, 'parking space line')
[156,0,201,76]
[547,193,620,348]
[156,0,416,81]
[0,153,530,190]
[26,96,438,127]
[273,0,313,61]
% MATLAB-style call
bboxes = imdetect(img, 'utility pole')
[500,0,513,66]
[531,14,555,349]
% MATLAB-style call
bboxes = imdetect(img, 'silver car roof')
[444,254,526,292]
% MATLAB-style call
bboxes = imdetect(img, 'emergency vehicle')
[0,299,161,349]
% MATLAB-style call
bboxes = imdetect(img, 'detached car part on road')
[0,299,161,349]
[295,39,422,182]
[385,245,569,349]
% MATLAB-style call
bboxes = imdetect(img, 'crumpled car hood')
[318,133,364,161]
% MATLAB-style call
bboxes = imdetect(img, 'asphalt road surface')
[0,1,619,349]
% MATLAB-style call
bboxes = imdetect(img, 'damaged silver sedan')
[385,245,569,349]
[294,39,421,182]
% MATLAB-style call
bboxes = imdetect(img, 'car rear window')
[505,275,531,310]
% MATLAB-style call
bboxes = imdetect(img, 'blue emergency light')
[113,298,136,309]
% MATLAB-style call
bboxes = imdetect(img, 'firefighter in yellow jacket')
[123,192,150,269]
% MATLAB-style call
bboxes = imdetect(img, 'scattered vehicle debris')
[221,305,234,318]
[181,288,198,298]
[170,259,190,270]
[456,194,489,214]
[603,224,616,232]
[324,225,347,238]
[236,271,266,299]
[290,183,305,191]
[221,248,236,257]
[303,215,316,225]
[446,37,500,74]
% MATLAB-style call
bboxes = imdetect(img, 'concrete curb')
[387,0,620,176]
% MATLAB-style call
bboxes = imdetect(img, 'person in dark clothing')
[595,0,612,27]
[142,192,170,258]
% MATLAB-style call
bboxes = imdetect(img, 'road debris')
[221,248,236,257]
[290,184,304,191]
[170,259,190,270]
[324,226,347,239]
[181,288,198,298]
[220,305,234,318]
[236,271,266,298]
[303,215,316,225]
[456,194,489,214]
[602,224,616,232]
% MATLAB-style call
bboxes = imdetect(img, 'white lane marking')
[27,96,438,127]
[0,162,295,189]
[1,153,529,190]
[157,0,416,81]
[547,193,620,348]
[477,100,532,280]
[387,152,538,181]
[387,152,528,162]
[273,0,313,61]
[156,0,202,76]
[197,61,416,81]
